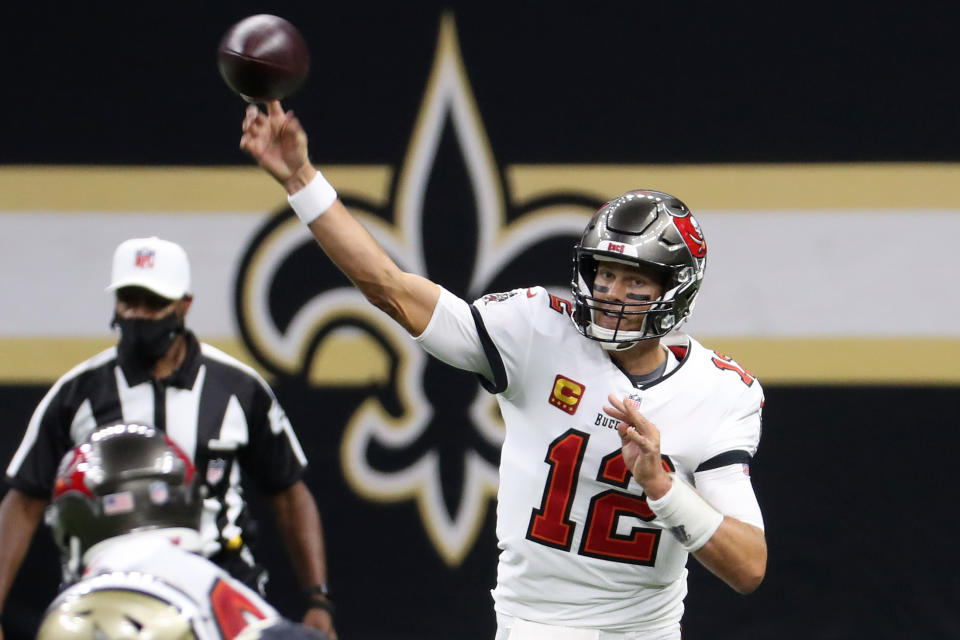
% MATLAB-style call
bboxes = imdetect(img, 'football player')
[240,101,766,639]
[36,424,328,640]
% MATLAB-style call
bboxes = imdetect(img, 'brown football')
[217,14,309,102]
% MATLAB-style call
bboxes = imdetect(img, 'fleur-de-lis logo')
[235,14,600,565]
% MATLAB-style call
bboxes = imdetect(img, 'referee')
[0,237,337,639]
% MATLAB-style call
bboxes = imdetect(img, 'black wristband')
[306,584,330,598]
[305,585,334,614]
[307,596,335,615]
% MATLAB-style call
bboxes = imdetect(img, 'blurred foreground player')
[35,424,328,640]
[0,237,335,638]
[240,101,767,639]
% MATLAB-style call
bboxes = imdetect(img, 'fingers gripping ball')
[217,15,309,103]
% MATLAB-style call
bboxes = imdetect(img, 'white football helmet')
[36,573,201,640]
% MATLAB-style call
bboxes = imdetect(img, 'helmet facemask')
[571,190,706,350]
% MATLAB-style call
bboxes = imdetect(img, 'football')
[217,14,309,103]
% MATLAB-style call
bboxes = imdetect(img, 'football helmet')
[47,423,201,571]
[36,584,198,640]
[572,189,707,349]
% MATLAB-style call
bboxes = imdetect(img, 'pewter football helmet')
[572,189,707,349]
[47,424,201,564]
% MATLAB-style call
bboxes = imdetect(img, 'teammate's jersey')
[41,531,280,640]
[420,286,764,633]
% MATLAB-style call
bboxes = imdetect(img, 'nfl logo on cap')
[134,249,155,269]
[107,237,191,301]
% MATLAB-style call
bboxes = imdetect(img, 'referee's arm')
[0,382,72,627]
[270,481,334,631]
[241,387,336,636]
[0,489,47,618]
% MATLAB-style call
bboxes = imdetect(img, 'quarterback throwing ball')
[240,100,766,639]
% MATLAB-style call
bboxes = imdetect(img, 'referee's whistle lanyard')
[112,313,184,366]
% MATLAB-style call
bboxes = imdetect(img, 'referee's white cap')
[106,237,191,300]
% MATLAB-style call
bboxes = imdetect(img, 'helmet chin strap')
[587,293,656,349]
[66,536,81,583]
[588,323,646,351]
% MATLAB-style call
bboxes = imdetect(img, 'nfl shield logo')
[206,458,227,486]
[149,481,169,505]
[134,248,155,268]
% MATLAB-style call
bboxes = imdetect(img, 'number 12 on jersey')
[525,428,674,566]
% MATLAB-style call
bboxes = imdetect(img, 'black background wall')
[2,2,959,639]
[3,2,959,165]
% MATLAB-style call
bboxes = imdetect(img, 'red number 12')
[526,429,672,566]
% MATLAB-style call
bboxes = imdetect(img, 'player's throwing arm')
[240,101,440,335]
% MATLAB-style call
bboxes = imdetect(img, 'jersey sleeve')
[467,287,544,397]
[237,376,308,494]
[5,377,76,497]
[417,286,541,396]
[414,286,493,380]
[697,379,764,467]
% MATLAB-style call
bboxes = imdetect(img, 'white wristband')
[287,171,338,225]
[647,473,724,553]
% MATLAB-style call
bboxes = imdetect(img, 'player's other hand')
[240,100,315,193]
[604,394,672,500]
[302,607,337,640]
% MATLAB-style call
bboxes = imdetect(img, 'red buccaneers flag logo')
[669,210,706,259]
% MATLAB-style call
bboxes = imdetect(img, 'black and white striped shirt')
[5,331,307,566]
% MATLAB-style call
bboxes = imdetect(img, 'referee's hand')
[303,607,336,639]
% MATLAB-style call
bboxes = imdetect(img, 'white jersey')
[418,286,764,633]
[44,531,280,640]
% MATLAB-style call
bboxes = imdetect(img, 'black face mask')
[113,312,184,367]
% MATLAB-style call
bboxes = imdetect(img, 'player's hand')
[302,607,337,640]
[604,394,672,500]
[240,100,313,192]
